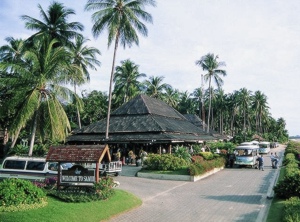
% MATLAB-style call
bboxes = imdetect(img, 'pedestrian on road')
[270,153,275,168]
[257,155,264,171]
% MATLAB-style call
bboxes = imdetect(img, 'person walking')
[257,155,264,171]
[270,153,275,168]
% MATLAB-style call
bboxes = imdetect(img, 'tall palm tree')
[0,38,74,156]
[21,1,84,46]
[0,37,26,62]
[113,59,146,104]
[162,87,180,109]
[252,90,269,134]
[85,0,156,139]
[195,53,227,133]
[237,88,252,133]
[66,35,101,129]
[0,37,28,147]
[144,76,170,99]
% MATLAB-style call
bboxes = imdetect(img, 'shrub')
[172,146,192,162]
[199,152,214,160]
[0,178,46,211]
[144,154,188,171]
[283,197,300,222]
[47,177,115,202]
[274,172,300,199]
[188,156,226,176]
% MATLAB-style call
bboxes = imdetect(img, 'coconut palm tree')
[0,37,28,147]
[113,59,146,105]
[144,75,171,99]
[0,38,74,156]
[252,90,269,134]
[162,87,180,109]
[85,0,156,139]
[66,35,101,129]
[195,53,227,133]
[0,37,26,62]
[21,1,84,46]
[237,88,252,133]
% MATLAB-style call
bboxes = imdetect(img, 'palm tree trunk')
[105,32,120,139]
[29,112,38,156]
[207,78,212,133]
[11,127,22,148]
[74,85,82,129]
[3,127,8,145]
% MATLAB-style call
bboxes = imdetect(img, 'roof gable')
[112,94,185,119]
[46,145,111,162]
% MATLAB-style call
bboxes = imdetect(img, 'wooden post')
[95,162,100,182]
[57,162,61,189]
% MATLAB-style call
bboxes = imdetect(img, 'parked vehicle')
[84,161,122,176]
[234,145,259,168]
[0,156,72,181]
[259,142,271,154]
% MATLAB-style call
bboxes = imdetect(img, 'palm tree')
[237,88,252,133]
[85,0,156,139]
[66,35,101,129]
[162,87,180,109]
[0,37,26,62]
[113,59,146,105]
[252,91,269,134]
[0,37,28,147]
[195,53,227,133]
[21,1,84,46]
[0,38,74,156]
[144,76,171,99]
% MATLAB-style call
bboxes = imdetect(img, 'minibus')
[234,145,259,168]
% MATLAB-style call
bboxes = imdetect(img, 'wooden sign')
[61,165,95,184]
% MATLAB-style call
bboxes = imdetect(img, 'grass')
[266,166,286,222]
[1,189,142,222]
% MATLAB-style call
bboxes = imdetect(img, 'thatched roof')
[67,94,216,144]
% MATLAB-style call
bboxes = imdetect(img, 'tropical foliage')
[0,1,289,156]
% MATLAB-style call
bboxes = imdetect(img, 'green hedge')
[144,154,188,171]
[283,197,300,222]
[0,178,46,212]
[274,142,300,199]
[188,156,226,176]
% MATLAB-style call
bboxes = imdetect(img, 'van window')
[26,161,46,171]
[48,162,59,171]
[3,160,26,170]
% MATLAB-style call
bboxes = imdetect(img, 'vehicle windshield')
[235,149,253,156]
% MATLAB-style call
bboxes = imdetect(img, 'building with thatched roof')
[67,95,216,157]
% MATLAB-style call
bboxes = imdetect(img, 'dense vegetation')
[0,1,288,157]
[273,141,300,221]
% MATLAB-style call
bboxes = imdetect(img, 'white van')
[234,145,259,168]
[0,156,72,181]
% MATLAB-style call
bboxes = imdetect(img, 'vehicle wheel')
[115,172,119,176]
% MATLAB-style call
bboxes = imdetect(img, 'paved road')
[109,145,284,222]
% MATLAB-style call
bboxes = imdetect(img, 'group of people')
[256,152,279,171]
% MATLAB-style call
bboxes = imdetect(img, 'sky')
[0,0,300,136]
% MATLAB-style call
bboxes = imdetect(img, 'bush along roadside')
[273,141,300,221]
[189,153,226,176]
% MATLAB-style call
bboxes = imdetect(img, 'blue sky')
[1,0,300,136]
